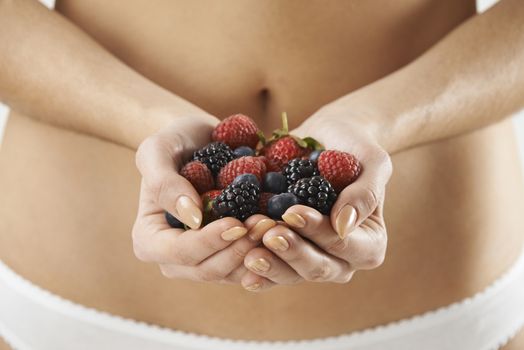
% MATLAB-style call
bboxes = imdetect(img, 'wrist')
[302,102,396,153]
[137,103,218,150]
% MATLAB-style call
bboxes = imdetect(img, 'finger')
[330,149,392,239]
[282,205,388,269]
[133,216,247,265]
[136,134,202,229]
[224,265,249,283]
[262,225,353,283]
[241,271,276,292]
[282,204,340,248]
[196,215,276,277]
[244,247,303,285]
[243,215,278,242]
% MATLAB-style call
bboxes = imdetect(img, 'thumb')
[136,134,203,229]
[330,148,392,239]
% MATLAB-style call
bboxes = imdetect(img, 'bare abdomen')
[2,0,524,341]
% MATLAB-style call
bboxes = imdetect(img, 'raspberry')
[282,158,319,186]
[258,192,275,215]
[317,150,361,193]
[260,136,306,172]
[287,176,337,215]
[213,181,260,221]
[216,156,266,189]
[212,114,260,149]
[180,161,215,194]
[192,142,235,176]
[258,156,281,173]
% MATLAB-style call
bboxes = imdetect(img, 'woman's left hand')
[240,108,393,291]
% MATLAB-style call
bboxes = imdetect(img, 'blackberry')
[283,158,319,186]
[213,181,260,221]
[164,211,185,229]
[192,142,235,175]
[287,176,337,215]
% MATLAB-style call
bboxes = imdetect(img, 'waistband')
[1,251,524,350]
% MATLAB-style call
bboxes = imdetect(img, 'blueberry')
[267,193,300,220]
[233,146,255,157]
[263,172,287,194]
[165,211,184,229]
[232,173,260,187]
[309,150,324,162]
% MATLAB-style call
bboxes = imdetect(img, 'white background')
[1,0,523,165]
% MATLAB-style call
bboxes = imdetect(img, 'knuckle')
[171,248,198,266]
[304,257,332,282]
[356,185,379,214]
[196,268,224,282]
[155,175,174,204]
[230,244,249,261]
[363,186,379,208]
[200,237,227,255]
[327,237,350,255]
[362,251,386,270]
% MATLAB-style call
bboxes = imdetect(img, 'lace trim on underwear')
[0,253,523,349]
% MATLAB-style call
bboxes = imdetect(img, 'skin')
[1,0,524,348]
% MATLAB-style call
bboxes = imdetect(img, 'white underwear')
[1,253,524,350]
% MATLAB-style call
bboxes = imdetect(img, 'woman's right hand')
[132,116,276,283]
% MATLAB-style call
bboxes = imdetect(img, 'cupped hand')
[132,116,277,283]
[241,110,393,291]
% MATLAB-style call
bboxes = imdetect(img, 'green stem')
[281,112,289,133]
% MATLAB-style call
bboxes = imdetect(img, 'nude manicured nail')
[248,219,276,241]
[247,258,270,273]
[175,196,202,229]
[244,283,261,292]
[221,226,248,241]
[266,236,289,251]
[282,212,306,228]
[335,205,357,240]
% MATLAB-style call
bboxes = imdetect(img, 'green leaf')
[302,136,325,151]
[291,135,308,148]
[266,111,292,144]
[256,130,266,146]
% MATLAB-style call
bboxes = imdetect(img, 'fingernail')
[221,226,248,241]
[282,212,306,228]
[247,258,270,273]
[266,236,289,251]
[248,219,276,241]
[175,196,202,229]
[244,282,261,292]
[335,205,357,240]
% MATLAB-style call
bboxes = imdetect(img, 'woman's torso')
[1,0,524,340]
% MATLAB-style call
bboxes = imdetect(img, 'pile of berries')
[166,113,361,228]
